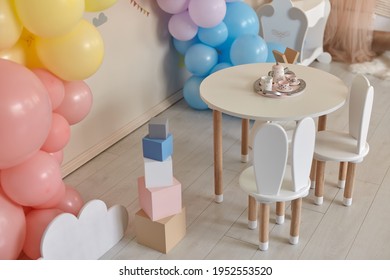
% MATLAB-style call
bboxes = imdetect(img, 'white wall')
[62,0,187,176]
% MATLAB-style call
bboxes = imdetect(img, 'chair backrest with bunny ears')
[348,74,374,155]
[291,117,316,191]
[253,122,288,196]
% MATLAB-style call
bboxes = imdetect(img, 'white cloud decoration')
[40,199,128,260]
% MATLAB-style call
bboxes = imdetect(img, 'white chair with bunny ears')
[313,74,374,206]
[239,117,315,251]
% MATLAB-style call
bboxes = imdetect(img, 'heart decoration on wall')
[92,12,108,27]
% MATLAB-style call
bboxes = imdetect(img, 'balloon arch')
[0,0,114,260]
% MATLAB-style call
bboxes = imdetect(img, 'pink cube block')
[138,176,182,221]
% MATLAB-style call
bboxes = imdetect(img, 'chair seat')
[314,130,369,163]
[239,165,310,203]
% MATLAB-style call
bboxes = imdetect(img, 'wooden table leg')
[213,110,223,203]
[315,160,326,205]
[310,159,317,189]
[317,115,327,131]
[311,115,328,189]
[241,118,249,163]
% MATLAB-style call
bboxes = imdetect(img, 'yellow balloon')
[85,0,117,12]
[0,40,26,65]
[0,29,44,68]
[36,19,104,81]
[0,0,23,50]
[18,29,45,69]
[14,0,84,38]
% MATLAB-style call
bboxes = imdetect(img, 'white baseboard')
[61,91,183,177]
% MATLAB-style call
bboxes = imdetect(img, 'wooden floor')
[64,61,390,260]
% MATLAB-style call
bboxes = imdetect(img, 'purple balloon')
[156,0,190,14]
[168,11,198,41]
[188,0,226,28]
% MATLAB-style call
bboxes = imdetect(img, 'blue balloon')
[223,2,259,46]
[184,44,218,76]
[173,37,200,55]
[218,46,232,64]
[210,62,233,74]
[198,22,228,47]
[230,34,268,65]
[266,42,286,62]
[183,76,209,110]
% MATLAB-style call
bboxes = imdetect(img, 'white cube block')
[144,156,173,188]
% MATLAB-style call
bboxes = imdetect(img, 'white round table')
[200,63,349,202]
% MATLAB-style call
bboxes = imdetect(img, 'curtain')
[324,0,376,63]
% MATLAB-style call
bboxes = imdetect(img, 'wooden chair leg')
[248,196,257,229]
[290,198,302,245]
[338,162,348,189]
[275,201,285,224]
[343,162,357,206]
[315,160,326,205]
[259,203,270,251]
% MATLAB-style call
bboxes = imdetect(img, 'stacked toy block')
[135,117,186,253]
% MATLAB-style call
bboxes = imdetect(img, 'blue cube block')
[142,133,173,161]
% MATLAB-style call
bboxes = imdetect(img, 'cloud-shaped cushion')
[40,199,128,260]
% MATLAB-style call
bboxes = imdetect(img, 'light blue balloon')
[173,37,200,55]
[210,62,233,74]
[198,22,228,47]
[218,49,232,64]
[266,42,286,62]
[184,43,218,76]
[230,34,268,65]
[223,2,260,46]
[183,76,209,110]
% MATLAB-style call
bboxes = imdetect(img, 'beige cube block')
[134,208,186,254]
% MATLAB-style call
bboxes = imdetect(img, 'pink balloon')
[1,151,64,207]
[0,188,26,260]
[157,0,189,14]
[23,208,63,259]
[56,185,84,216]
[41,113,71,153]
[23,206,33,216]
[168,11,198,41]
[54,80,93,125]
[0,59,52,169]
[33,181,66,210]
[49,149,64,165]
[32,68,65,110]
[188,0,226,28]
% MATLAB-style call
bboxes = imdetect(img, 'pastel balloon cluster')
[0,0,112,81]
[0,0,116,260]
[157,0,269,110]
